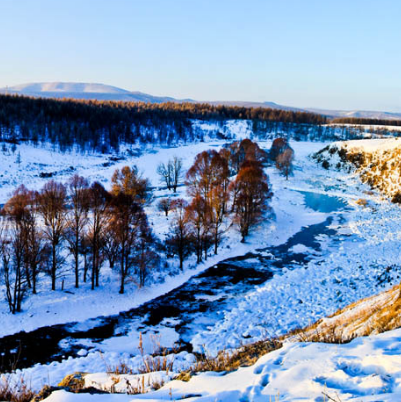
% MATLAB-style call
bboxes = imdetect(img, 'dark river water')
[0,191,348,372]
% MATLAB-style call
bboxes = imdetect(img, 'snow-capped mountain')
[4,82,130,94]
[0,82,193,103]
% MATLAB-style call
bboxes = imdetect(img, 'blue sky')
[0,0,400,111]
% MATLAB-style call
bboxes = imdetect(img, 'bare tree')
[209,184,229,254]
[79,234,91,284]
[108,193,142,294]
[3,185,42,293]
[186,150,218,200]
[87,182,110,290]
[269,137,290,162]
[157,157,183,192]
[65,175,89,288]
[0,219,28,313]
[276,147,294,180]
[171,156,183,192]
[111,165,149,203]
[185,195,212,263]
[103,230,119,270]
[166,199,191,270]
[157,198,172,217]
[134,215,158,288]
[227,139,267,174]
[36,180,67,291]
[157,161,173,190]
[24,201,46,295]
[230,161,271,242]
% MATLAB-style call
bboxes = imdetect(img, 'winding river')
[0,190,348,372]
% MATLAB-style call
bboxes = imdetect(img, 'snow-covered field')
[2,134,401,401]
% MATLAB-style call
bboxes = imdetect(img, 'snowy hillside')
[41,327,400,401]
[4,82,131,94]
[297,283,401,342]
[0,82,192,103]
[34,280,401,401]
[314,138,401,199]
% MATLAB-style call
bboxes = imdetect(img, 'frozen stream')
[0,190,348,373]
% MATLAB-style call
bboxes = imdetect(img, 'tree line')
[0,94,326,153]
[0,167,157,313]
[331,117,401,127]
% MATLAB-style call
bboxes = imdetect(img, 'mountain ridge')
[2,81,401,120]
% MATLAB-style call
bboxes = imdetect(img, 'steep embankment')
[313,138,401,201]
[292,283,401,343]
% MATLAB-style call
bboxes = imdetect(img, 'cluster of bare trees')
[0,139,281,314]
[165,139,272,269]
[0,167,156,313]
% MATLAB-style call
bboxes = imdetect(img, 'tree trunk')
[51,242,56,291]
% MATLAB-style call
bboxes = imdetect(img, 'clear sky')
[0,0,400,111]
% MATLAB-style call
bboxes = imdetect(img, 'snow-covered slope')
[297,283,401,343]
[37,281,401,401]
[4,82,130,94]
[39,326,401,401]
[314,138,401,199]
[0,82,193,103]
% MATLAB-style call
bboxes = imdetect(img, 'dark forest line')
[331,117,401,127]
[0,94,327,152]
[1,94,398,154]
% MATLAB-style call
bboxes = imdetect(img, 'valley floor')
[2,138,401,400]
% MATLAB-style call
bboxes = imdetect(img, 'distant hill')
[1,81,401,120]
[0,82,194,103]
[307,107,401,120]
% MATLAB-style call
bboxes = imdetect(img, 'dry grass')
[177,339,282,381]
[106,333,177,377]
[0,375,36,402]
[93,333,178,395]
[58,372,86,393]
[355,198,368,206]
[137,333,176,375]
[107,374,146,395]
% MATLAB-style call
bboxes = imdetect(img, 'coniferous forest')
[0,94,330,153]
[1,94,393,156]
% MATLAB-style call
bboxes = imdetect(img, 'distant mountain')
[306,107,401,120]
[0,82,194,103]
[208,100,302,112]
[5,82,130,94]
[1,82,401,120]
